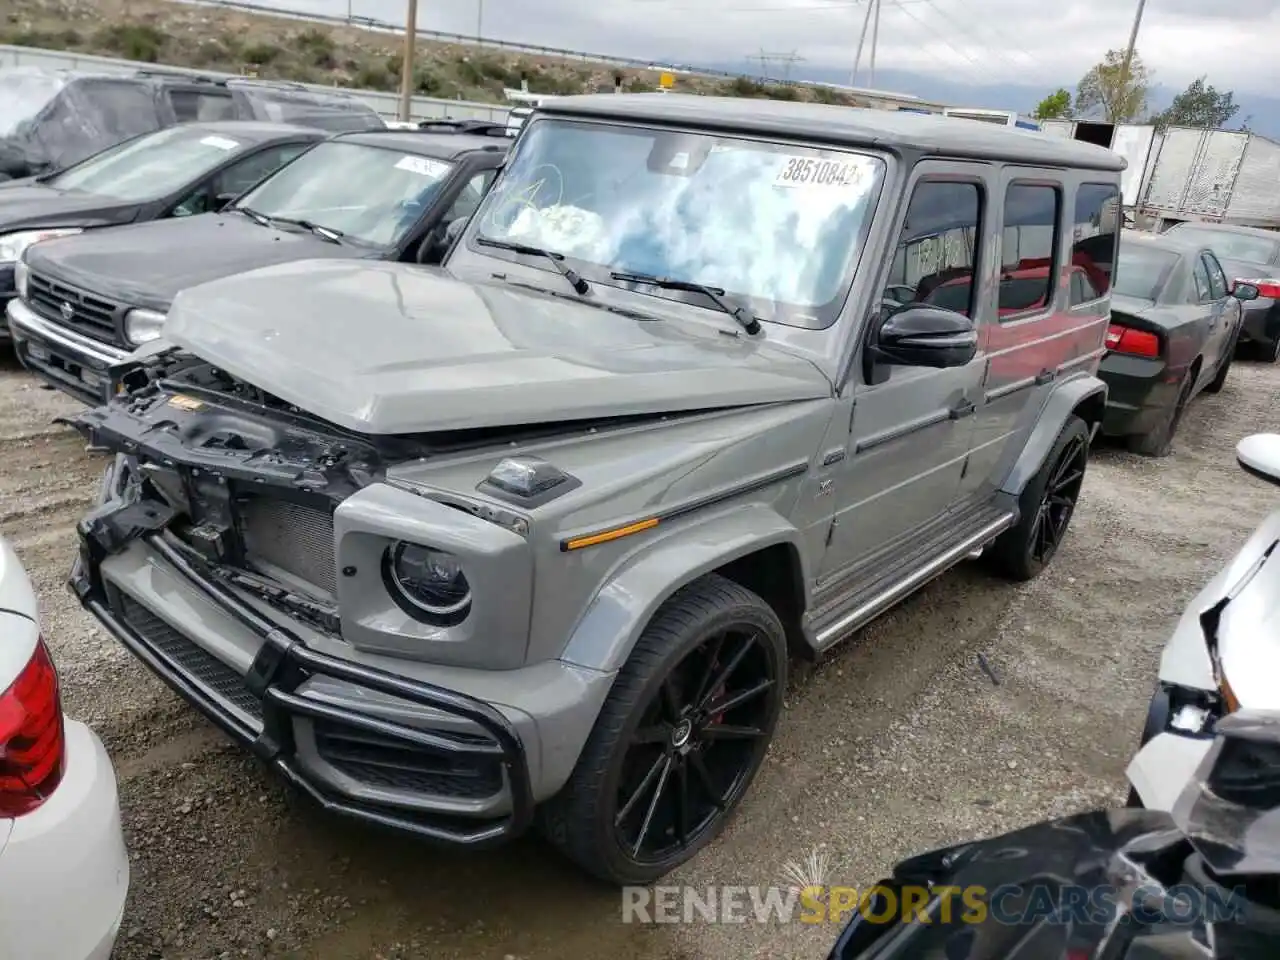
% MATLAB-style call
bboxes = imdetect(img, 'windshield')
[49,125,250,201]
[235,141,454,246]
[0,70,66,137]
[468,117,885,328]
[1173,226,1280,266]
[1114,245,1179,300]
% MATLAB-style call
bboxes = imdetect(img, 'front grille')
[26,271,124,345]
[239,496,337,596]
[314,721,504,800]
[117,595,264,723]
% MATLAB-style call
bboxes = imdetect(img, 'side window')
[213,143,309,198]
[1070,269,1099,306]
[1071,183,1120,300]
[1191,257,1212,302]
[442,169,498,224]
[882,180,983,318]
[999,183,1060,319]
[1203,253,1228,300]
[168,90,236,123]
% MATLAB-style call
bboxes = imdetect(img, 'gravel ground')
[2,350,1277,960]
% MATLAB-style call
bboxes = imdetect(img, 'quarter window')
[999,183,1060,319]
[884,180,983,318]
[1072,183,1120,299]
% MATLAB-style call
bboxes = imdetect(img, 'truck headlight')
[384,542,471,624]
[13,259,29,299]
[0,227,83,264]
[124,308,166,345]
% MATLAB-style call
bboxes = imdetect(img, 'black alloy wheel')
[542,575,786,885]
[1030,430,1088,568]
[613,623,777,864]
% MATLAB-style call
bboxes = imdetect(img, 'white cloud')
[288,0,1280,95]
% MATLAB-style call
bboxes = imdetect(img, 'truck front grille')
[26,271,124,345]
[238,496,337,597]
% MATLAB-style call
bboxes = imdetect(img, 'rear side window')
[1203,253,1228,300]
[1072,183,1120,299]
[1192,257,1212,302]
[999,183,1060,319]
[168,89,236,123]
[887,180,983,318]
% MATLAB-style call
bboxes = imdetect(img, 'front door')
[1199,250,1235,381]
[818,165,992,578]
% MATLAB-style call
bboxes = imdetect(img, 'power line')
[879,0,990,84]
[920,0,1038,72]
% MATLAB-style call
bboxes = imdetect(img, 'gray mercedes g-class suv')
[67,94,1123,885]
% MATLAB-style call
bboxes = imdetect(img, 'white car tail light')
[0,638,66,817]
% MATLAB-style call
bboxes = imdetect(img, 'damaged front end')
[66,348,536,845]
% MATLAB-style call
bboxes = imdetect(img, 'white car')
[0,535,129,959]
[1126,433,1280,810]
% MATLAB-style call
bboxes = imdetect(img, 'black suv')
[0,67,385,181]
[7,120,511,403]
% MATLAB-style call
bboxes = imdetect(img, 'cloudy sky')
[292,0,1279,94]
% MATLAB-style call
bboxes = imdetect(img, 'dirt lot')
[2,350,1277,960]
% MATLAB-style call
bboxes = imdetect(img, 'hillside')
[1,0,871,108]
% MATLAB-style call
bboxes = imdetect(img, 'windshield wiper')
[234,206,272,228]
[268,216,343,244]
[475,235,590,295]
[609,272,761,335]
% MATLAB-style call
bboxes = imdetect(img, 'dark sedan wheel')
[1205,335,1238,394]
[987,415,1089,582]
[1129,370,1193,458]
[542,574,786,885]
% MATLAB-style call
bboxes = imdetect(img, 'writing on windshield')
[470,118,884,328]
[235,141,454,246]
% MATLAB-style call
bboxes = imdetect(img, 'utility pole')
[850,0,875,88]
[1117,0,1147,120]
[399,0,418,122]
[476,0,483,38]
[868,0,881,88]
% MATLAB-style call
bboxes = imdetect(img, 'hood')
[24,211,362,311]
[164,259,832,435]
[0,180,136,231]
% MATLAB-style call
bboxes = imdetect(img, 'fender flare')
[1000,375,1107,496]
[559,504,810,674]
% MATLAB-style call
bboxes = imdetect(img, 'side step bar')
[811,508,1016,651]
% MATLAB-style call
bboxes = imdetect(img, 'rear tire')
[540,574,786,885]
[1128,369,1193,458]
[1204,339,1236,394]
[986,415,1090,582]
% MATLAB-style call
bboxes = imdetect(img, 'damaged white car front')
[1126,434,1280,810]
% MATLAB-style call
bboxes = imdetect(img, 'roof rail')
[228,77,313,91]
[131,69,227,85]
[416,119,512,138]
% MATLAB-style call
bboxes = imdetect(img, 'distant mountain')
[694,61,1280,140]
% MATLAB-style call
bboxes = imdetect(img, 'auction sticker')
[200,136,241,151]
[394,155,449,178]
[774,156,866,188]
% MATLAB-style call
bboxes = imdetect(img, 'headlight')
[0,228,83,264]
[124,308,166,345]
[13,259,29,299]
[384,542,471,623]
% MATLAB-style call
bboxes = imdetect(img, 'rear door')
[1201,250,1237,374]
[1190,252,1227,387]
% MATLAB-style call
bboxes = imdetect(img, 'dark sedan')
[1099,230,1256,457]
[1163,221,1280,361]
[0,121,325,351]
[7,122,507,403]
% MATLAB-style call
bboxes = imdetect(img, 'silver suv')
[68,94,1124,885]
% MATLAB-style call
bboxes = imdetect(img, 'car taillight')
[1105,323,1160,358]
[1240,278,1280,299]
[0,639,65,817]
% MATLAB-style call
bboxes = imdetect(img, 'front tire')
[541,574,786,885]
[986,415,1090,582]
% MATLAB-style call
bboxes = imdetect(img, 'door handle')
[1034,368,1056,385]
[949,399,976,419]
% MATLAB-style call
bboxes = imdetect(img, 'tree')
[1074,49,1150,123]
[1151,76,1239,130]
[1032,88,1072,121]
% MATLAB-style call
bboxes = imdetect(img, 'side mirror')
[1236,434,1280,486]
[866,306,978,381]
[1232,281,1260,301]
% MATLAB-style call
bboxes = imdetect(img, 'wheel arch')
[559,505,810,675]
[1000,375,1106,497]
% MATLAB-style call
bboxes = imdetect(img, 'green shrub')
[242,42,281,65]
[94,23,165,62]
